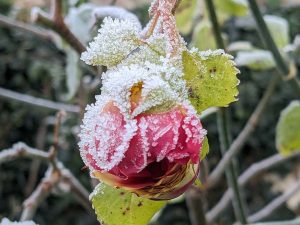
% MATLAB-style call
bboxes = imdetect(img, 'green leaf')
[264,15,289,49]
[200,136,209,160]
[191,20,217,51]
[91,183,166,225]
[276,101,300,156]
[235,50,276,70]
[215,0,249,17]
[175,0,197,34]
[182,50,239,112]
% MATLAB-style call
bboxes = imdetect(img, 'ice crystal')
[79,95,138,171]
[190,48,234,61]
[93,6,142,30]
[101,64,179,117]
[120,33,167,67]
[81,17,141,67]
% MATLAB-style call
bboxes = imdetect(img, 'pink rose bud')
[79,84,206,200]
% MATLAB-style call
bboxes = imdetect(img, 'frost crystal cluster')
[78,0,237,200]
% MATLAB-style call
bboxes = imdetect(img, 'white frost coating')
[146,56,188,101]
[93,6,142,30]
[183,102,207,145]
[78,95,138,171]
[101,64,180,118]
[138,117,150,171]
[190,48,234,60]
[81,17,141,67]
[0,219,38,225]
[121,33,167,67]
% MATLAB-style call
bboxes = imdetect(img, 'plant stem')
[217,109,248,224]
[247,0,300,96]
[204,0,248,223]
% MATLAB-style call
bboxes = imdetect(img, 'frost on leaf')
[182,49,239,113]
[120,33,167,67]
[91,183,166,225]
[81,17,141,67]
[78,95,138,171]
[101,65,179,117]
[276,101,300,156]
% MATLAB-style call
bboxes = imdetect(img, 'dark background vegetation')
[0,0,300,225]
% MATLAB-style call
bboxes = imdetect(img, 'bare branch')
[32,2,86,54]
[0,142,50,164]
[60,167,93,214]
[52,111,66,152]
[20,167,60,221]
[51,0,63,22]
[0,143,92,219]
[204,76,280,189]
[246,180,300,223]
[0,87,80,113]
[206,152,300,223]
[0,14,55,42]
[247,218,300,225]
[186,187,207,225]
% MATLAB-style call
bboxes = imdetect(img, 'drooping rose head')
[79,65,206,200]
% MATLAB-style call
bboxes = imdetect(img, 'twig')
[205,76,280,189]
[60,167,93,214]
[247,218,300,225]
[0,143,92,218]
[172,0,182,14]
[247,0,300,96]
[32,0,86,54]
[245,180,300,223]
[52,111,66,152]
[204,0,247,222]
[110,0,117,5]
[20,167,60,221]
[186,187,207,225]
[25,120,48,196]
[0,87,80,113]
[0,14,55,42]
[0,142,50,164]
[206,152,300,223]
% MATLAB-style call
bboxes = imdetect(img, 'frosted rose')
[79,93,205,200]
